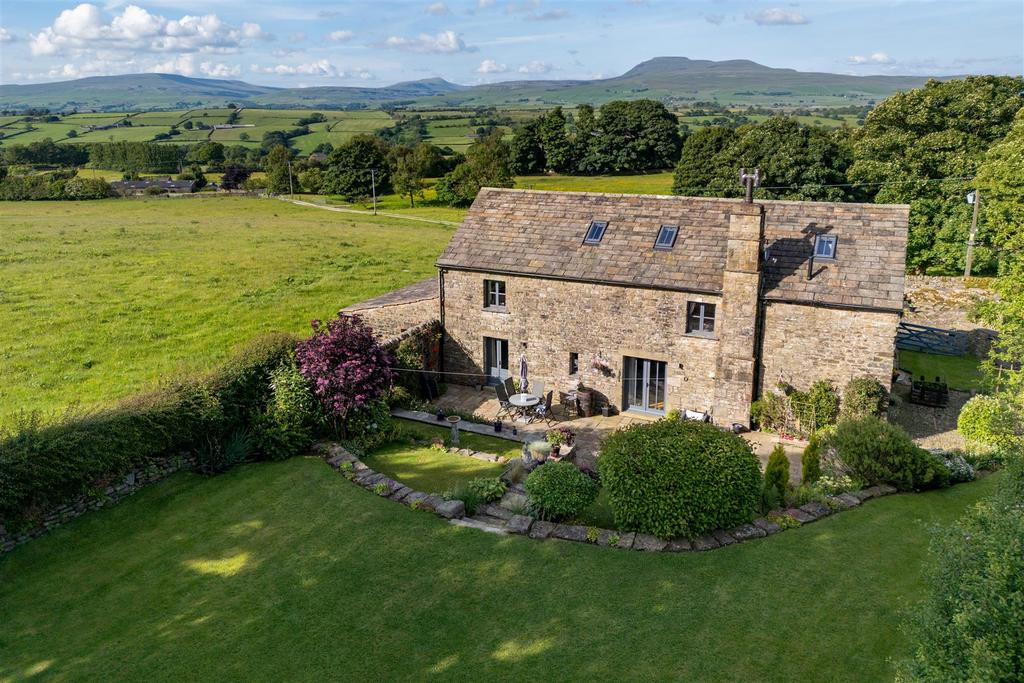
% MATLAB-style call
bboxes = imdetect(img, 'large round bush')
[524,461,598,521]
[957,395,1022,449]
[598,420,762,538]
[827,416,949,491]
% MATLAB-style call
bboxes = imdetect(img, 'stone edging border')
[0,455,196,556]
[314,441,901,552]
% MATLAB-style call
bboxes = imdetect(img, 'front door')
[484,337,509,385]
[623,356,667,415]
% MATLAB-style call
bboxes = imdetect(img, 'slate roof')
[342,278,438,312]
[437,188,908,312]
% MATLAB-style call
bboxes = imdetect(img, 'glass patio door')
[484,337,509,385]
[623,356,667,415]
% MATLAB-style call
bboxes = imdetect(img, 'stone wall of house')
[441,269,724,417]
[759,302,899,395]
[347,298,439,340]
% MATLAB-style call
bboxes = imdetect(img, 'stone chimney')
[713,202,765,429]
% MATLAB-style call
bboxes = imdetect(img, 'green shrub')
[791,380,840,432]
[840,377,889,421]
[442,484,483,515]
[751,392,784,432]
[827,417,950,491]
[940,451,975,483]
[252,358,317,461]
[598,420,762,538]
[898,459,1024,681]
[195,429,254,475]
[466,477,506,504]
[345,400,395,452]
[0,380,224,522]
[208,332,299,430]
[801,430,828,484]
[763,444,790,509]
[527,440,552,459]
[957,395,1022,449]
[525,461,598,521]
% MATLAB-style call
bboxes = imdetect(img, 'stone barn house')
[348,188,909,429]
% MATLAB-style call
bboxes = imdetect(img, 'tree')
[537,106,572,172]
[264,144,293,195]
[975,107,1024,273]
[435,132,514,207]
[186,141,225,167]
[672,126,737,195]
[510,119,545,174]
[578,99,682,174]
[321,134,392,200]
[391,146,428,207]
[847,76,1024,274]
[220,165,251,190]
[178,163,207,190]
[183,120,194,130]
[571,104,596,166]
[294,314,395,431]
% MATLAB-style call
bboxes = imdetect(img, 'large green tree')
[510,119,545,174]
[435,132,513,207]
[671,126,737,195]
[264,144,294,195]
[579,99,681,174]
[847,76,1023,274]
[321,134,392,200]
[537,106,573,172]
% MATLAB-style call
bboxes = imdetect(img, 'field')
[0,457,999,681]
[0,197,453,424]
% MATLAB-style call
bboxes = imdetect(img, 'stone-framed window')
[686,301,716,337]
[569,352,579,375]
[583,220,608,244]
[483,279,506,310]
[814,234,838,260]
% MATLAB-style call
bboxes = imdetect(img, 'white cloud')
[476,58,507,73]
[250,59,372,79]
[29,3,271,57]
[517,60,553,74]
[525,9,568,21]
[748,8,809,25]
[0,27,14,43]
[382,30,475,54]
[328,29,354,42]
[200,61,241,77]
[848,52,891,65]
[426,2,450,15]
[478,0,495,6]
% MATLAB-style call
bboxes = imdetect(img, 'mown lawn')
[0,457,997,681]
[394,418,523,459]
[364,444,506,494]
[898,350,986,392]
[0,197,452,423]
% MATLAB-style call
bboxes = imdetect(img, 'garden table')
[508,393,540,422]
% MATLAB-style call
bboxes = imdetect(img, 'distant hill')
[0,57,948,111]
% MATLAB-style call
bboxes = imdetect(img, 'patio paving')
[428,384,806,479]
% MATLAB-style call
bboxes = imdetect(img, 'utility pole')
[287,159,294,198]
[370,168,378,215]
[965,190,980,279]
[739,167,761,203]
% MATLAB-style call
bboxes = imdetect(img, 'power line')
[670,175,977,195]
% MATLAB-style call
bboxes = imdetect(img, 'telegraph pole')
[370,168,378,215]
[287,160,295,198]
[964,190,980,279]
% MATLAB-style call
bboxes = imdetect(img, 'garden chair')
[503,376,516,398]
[559,391,578,419]
[532,391,555,426]
[530,380,545,401]
[495,382,514,419]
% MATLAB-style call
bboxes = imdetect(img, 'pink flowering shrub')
[295,315,395,430]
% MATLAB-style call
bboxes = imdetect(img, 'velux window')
[655,224,679,250]
[814,234,838,260]
[484,279,506,309]
[686,302,716,336]
[584,220,608,244]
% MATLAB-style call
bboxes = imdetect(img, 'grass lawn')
[515,172,675,195]
[0,457,998,681]
[364,443,506,494]
[0,197,452,424]
[394,418,523,459]
[898,350,986,392]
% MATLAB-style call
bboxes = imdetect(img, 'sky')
[0,0,1021,86]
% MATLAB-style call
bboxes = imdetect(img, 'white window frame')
[584,220,608,244]
[814,234,838,260]
[655,224,679,250]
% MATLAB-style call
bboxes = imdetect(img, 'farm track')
[278,196,460,226]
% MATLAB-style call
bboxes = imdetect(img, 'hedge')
[0,332,301,526]
[598,420,762,538]
[827,417,950,491]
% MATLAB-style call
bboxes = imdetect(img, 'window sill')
[483,306,509,314]
[684,332,718,341]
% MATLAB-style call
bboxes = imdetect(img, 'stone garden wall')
[903,276,997,357]
[0,455,194,556]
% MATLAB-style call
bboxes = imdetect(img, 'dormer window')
[584,220,608,244]
[814,234,838,260]
[655,225,678,250]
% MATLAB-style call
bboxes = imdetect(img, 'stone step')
[498,491,529,511]
[469,513,509,527]
[450,517,507,534]
[477,503,513,520]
